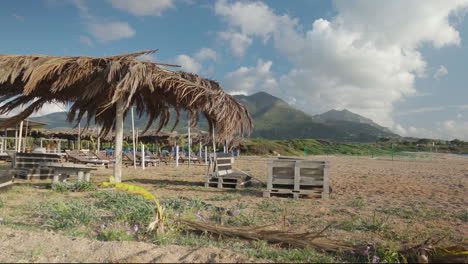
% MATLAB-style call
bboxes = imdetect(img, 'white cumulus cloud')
[223,59,278,95]
[195,48,218,61]
[174,54,202,73]
[219,31,253,56]
[88,22,135,42]
[106,0,174,16]
[215,0,468,128]
[434,65,449,79]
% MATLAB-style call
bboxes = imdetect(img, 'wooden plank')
[322,164,330,199]
[269,188,322,195]
[272,178,324,185]
[294,164,300,192]
[267,160,273,192]
[296,161,328,169]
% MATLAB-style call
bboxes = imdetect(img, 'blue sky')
[2,0,468,140]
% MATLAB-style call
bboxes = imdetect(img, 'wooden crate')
[263,159,329,199]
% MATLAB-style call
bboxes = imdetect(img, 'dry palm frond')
[0,50,252,141]
[178,219,354,252]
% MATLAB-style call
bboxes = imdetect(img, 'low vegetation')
[239,137,468,157]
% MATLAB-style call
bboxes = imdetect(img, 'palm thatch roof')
[0,50,252,140]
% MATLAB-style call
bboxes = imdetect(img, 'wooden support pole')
[113,99,124,183]
[176,145,179,167]
[131,107,137,169]
[141,144,145,170]
[17,121,24,152]
[14,125,18,152]
[23,119,29,152]
[78,123,81,151]
[204,146,207,165]
[188,118,191,168]
[212,126,216,160]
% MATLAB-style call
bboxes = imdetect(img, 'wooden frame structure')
[263,159,330,199]
[205,153,251,188]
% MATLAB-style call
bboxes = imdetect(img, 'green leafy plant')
[37,199,96,229]
[93,191,155,227]
[97,222,138,241]
[101,177,165,233]
[51,182,69,193]
[75,181,98,192]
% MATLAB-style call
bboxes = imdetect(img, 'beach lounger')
[66,150,109,168]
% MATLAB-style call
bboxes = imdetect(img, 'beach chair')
[135,151,160,166]
[158,152,171,165]
[205,153,251,188]
[122,152,139,167]
[93,151,111,168]
[65,150,109,168]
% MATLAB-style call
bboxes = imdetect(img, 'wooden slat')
[272,178,324,185]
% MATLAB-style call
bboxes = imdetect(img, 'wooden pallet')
[263,188,323,199]
[265,159,330,199]
[205,173,252,189]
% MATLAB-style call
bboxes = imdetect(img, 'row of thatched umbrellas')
[29,128,217,147]
[0,50,252,183]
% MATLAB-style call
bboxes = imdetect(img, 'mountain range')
[30,91,398,142]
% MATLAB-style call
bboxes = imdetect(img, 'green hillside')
[235,92,397,142]
[31,91,398,142]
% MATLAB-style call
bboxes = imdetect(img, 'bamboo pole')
[113,99,124,183]
[176,145,179,167]
[131,107,137,169]
[141,144,145,170]
[17,121,24,153]
[212,126,216,159]
[188,118,191,168]
[97,127,101,151]
[78,123,81,151]
[23,119,29,152]
[204,146,207,164]
[14,125,18,152]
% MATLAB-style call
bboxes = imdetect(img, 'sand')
[1,153,467,262]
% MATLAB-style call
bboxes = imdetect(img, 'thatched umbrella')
[0,50,252,182]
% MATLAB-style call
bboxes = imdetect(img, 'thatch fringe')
[0,50,252,141]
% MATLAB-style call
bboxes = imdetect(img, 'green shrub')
[51,182,69,193]
[161,197,207,212]
[207,193,239,201]
[257,200,282,212]
[38,199,96,229]
[0,196,5,208]
[227,212,259,226]
[347,197,367,209]
[357,212,390,232]
[97,222,137,241]
[75,181,98,192]
[454,210,468,222]
[92,191,155,226]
